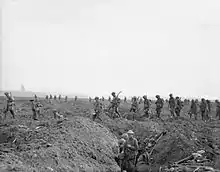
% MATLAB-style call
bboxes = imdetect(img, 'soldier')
[3,92,16,119]
[92,97,103,121]
[75,96,77,101]
[45,95,49,100]
[102,96,105,101]
[215,100,220,120]
[89,97,92,103]
[34,94,38,101]
[123,130,139,170]
[143,95,150,118]
[58,95,62,102]
[65,96,68,102]
[139,98,143,104]
[49,94,53,104]
[189,99,198,120]
[175,97,182,117]
[30,100,37,120]
[108,92,121,118]
[130,96,139,121]
[168,94,176,118]
[124,97,127,103]
[155,95,163,118]
[206,99,211,120]
[54,95,57,100]
[30,99,43,120]
[200,98,208,121]
[108,96,111,102]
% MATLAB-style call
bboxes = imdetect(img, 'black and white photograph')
[1,0,220,171]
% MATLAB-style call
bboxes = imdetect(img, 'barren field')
[0,97,220,172]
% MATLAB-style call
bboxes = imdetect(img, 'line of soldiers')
[188,98,220,121]
[91,92,220,121]
[45,94,78,103]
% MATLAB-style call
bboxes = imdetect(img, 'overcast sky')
[2,0,220,98]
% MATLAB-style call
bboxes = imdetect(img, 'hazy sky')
[2,0,220,98]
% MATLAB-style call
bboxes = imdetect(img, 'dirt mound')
[0,116,120,172]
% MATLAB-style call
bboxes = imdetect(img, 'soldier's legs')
[9,109,15,119]
[115,107,120,118]
[201,111,205,121]
[156,108,161,118]
[32,110,37,120]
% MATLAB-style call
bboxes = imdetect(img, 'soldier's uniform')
[30,99,42,120]
[108,92,121,118]
[190,100,197,120]
[89,97,92,102]
[3,92,16,119]
[206,100,211,120]
[58,95,62,102]
[45,95,48,100]
[54,95,57,100]
[130,97,139,121]
[215,100,220,120]
[130,97,139,113]
[155,95,163,118]
[102,97,105,101]
[168,94,176,118]
[143,95,150,118]
[65,96,68,102]
[93,97,103,121]
[200,99,208,121]
[175,97,182,117]
[123,130,139,169]
[75,96,77,101]
[139,98,143,104]
[108,96,111,102]
[34,94,38,101]
[124,97,127,103]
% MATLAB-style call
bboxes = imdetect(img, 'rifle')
[148,131,166,158]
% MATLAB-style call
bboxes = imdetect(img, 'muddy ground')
[0,98,220,172]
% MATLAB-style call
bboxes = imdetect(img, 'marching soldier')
[58,95,62,102]
[130,96,139,121]
[143,95,150,118]
[168,94,176,118]
[92,97,103,121]
[175,96,182,117]
[3,92,16,119]
[200,98,208,121]
[65,96,68,102]
[124,97,127,103]
[75,96,78,101]
[45,95,49,100]
[102,96,105,101]
[108,92,121,118]
[215,100,220,120]
[189,99,198,120]
[108,96,111,102]
[139,98,143,104]
[155,95,163,118]
[89,97,92,102]
[34,94,38,101]
[54,95,57,100]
